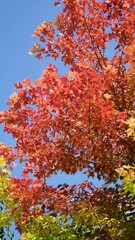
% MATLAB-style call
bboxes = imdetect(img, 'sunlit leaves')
[0,0,135,239]
[0,156,11,205]
[0,156,14,239]
[116,166,135,197]
[29,43,41,55]
[20,215,83,240]
[126,117,135,140]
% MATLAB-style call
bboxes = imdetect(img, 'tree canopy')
[0,0,135,239]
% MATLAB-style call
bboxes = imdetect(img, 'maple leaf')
[8,92,19,105]
[103,93,112,100]
[130,11,135,21]
[29,43,41,55]
[126,117,135,140]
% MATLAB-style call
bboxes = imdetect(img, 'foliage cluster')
[0,0,135,239]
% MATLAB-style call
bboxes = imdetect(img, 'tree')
[0,0,135,239]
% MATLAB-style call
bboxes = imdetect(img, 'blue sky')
[0,0,59,111]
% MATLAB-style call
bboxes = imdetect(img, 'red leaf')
[18,89,26,98]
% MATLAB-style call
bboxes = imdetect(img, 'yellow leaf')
[8,92,18,105]
[104,93,112,100]
[29,43,41,55]
[0,156,6,167]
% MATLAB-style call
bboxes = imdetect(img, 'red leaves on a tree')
[0,0,135,233]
